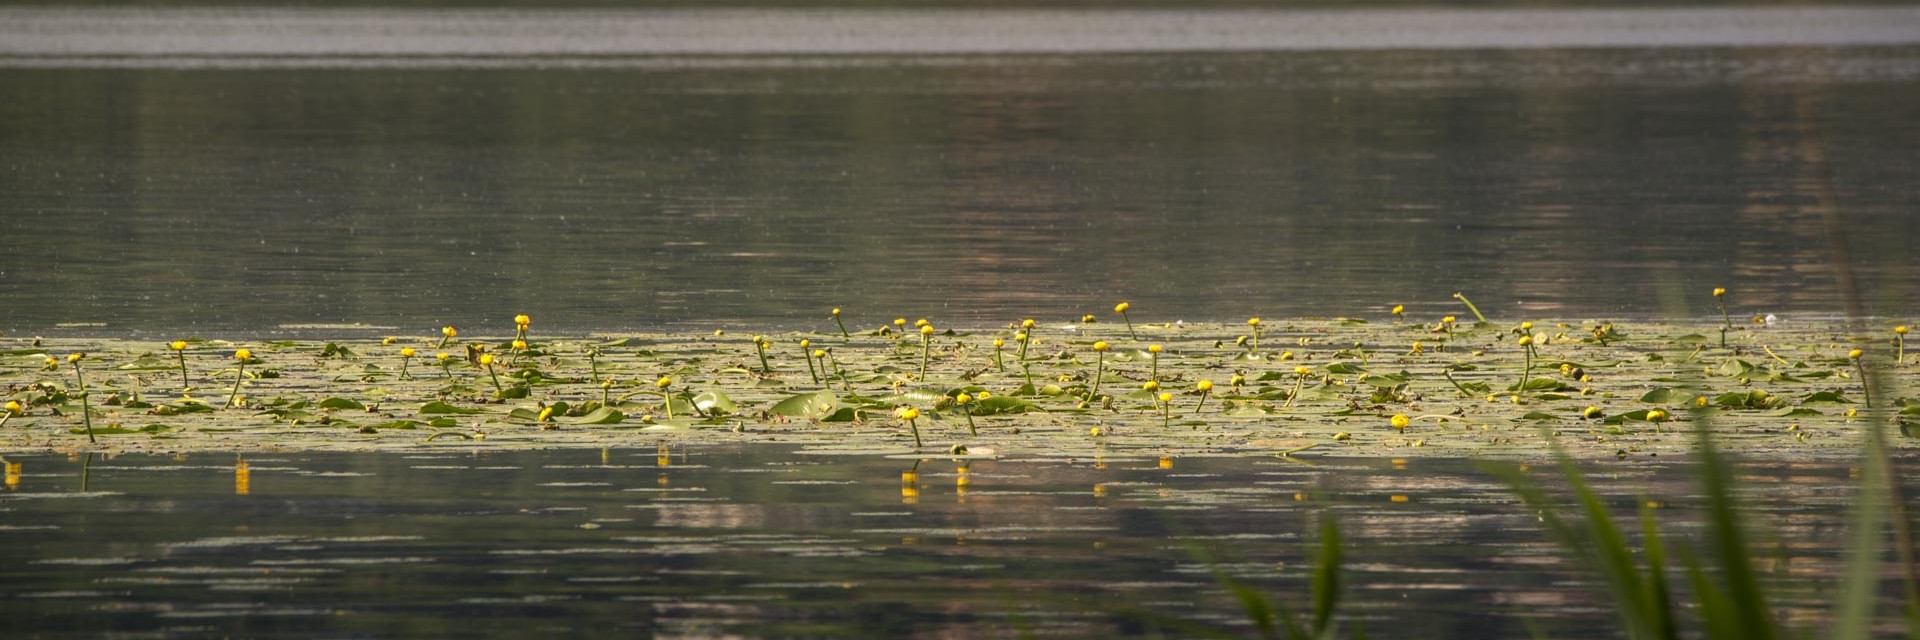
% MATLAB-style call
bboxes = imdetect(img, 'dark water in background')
[0,446,1910,638]
[3,17,1920,336]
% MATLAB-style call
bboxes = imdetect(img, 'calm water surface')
[1,445,1912,637]
[3,41,1920,334]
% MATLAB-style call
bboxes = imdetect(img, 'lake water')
[5,8,1920,637]
[3,8,1920,335]
[2,446,1912,637]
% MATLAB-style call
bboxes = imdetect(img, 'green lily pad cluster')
[0,310,1913,459]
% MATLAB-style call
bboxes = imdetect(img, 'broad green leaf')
[420,401,484,415]
[770,391,841,421]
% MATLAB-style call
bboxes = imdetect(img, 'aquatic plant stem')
[1090,353,1105,400]
[71,359,95,443]
[1121,310,1137,340]
[225,359,246,409]
[1284,373,1307,409]
[1194,389,1209,414]
[833,314,850,341]
[1453,291,1489,324]
[1519,344,1534,393]
[754,338,772,374]
[919,334,932,382]
[907,416,922,449]
[962,405,977,436]
[802,346,821,384]
[175,349,189,389]
[587,350,600,384]
[1853,357,1873,408]
[825,351,850,393]
[1017,332,1034,390]
[1717,296,1733,348]
[483,361,502,393]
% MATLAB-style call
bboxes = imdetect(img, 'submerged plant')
[1115,302,1137,340]
[69,354,94,443]
[225,349,252,409]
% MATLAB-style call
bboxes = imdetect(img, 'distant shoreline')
[3,6,1919,66]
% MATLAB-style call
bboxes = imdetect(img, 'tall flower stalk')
[170,340,190,390]
[69,354,95,443]
[225,349,252,409]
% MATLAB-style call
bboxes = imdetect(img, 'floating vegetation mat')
[2,313,1914,459]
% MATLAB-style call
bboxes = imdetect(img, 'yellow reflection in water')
[4,461,20,491]
[235,461,251,496]
[1158,456,1173,470]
